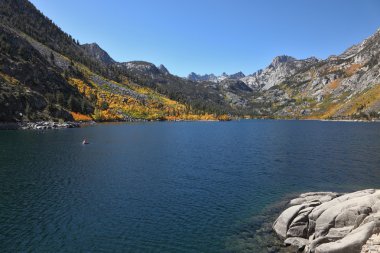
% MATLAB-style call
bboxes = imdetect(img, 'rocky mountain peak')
[187,72,197,79]
[187,72,218,82]
[159,64,170,75]
[241,55,318,90]
[86,42,100,48]
[339,27,380,60]
[229,71,246,79]
[122,61,159,72]
[270,55,296,68]
[82,43,115,65]
[304,56,319,63]
[187,71,246,82]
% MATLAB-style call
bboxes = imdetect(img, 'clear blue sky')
[30,0,380,77]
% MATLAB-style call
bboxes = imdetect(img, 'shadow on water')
[223,193,299,253]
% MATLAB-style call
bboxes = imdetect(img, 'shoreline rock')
[20,121,81,130]
[273,189,380,253]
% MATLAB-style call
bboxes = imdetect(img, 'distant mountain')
[242,29,380,119]
[229,71,246,80]
[185,29,380,119]
[187,71,246,83]
[188,72,218,82]
[82,43,115,65]
[241,56,319,90]
[117,62,234,115]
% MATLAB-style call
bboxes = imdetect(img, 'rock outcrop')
[274,190,380,253]
[82,43,115,65]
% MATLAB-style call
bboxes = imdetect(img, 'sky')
[30,0,380,77]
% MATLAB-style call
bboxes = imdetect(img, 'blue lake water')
[1,120,380,252]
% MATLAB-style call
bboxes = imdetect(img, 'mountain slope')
[0,0,229,122]
[0,23,93,121]
[241,56,320,90]
[0,0,117,79]
[259,28,380,119]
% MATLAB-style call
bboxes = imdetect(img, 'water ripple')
[0,121,379,252]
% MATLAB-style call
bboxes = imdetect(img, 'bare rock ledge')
[273,189,380,253]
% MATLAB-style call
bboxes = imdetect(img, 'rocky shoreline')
[0,121,83,130]
[20,121,82,130]
[0,118,378,131]
[273,189,380,253]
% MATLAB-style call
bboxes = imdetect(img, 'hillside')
[0,0,228,123]
[248,29,380,120]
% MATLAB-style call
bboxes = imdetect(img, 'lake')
[1,120,380,252]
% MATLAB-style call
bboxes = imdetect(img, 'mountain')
[82,43,115,65]
[188,72,218,82]
[117,62,235,115]
[185,30,380,120]
[244,29,380,119]
[0,0,230,123]
[241,56,319,90]
[229,71,246,80]
[0,16,93,121]
[187,71,246,83]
